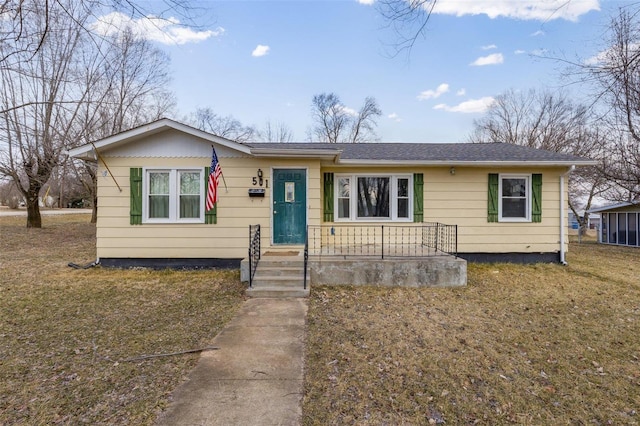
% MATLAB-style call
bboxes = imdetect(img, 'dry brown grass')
[304,241,640,425]
[0,214,245,425]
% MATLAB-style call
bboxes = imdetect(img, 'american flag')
[206,147,222,211]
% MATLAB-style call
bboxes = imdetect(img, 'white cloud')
[357,0,375,4]
[584,50,608,66]
[252,44,270,57]
[340,105,358,116]
[514,49,526,55]
[388,112,402,122]
[530,30,546,37]
[470,53,504,66]
[90,12,220,45]
[482,44,497,50]
[417,83,450,100]
[530,48,548,57]
[434,97,495,113]
[456,88,466,96]
[583,44,640,66]
[430,0,599,21]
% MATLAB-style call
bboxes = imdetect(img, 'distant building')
[568,210,600,230]
[588,202,640,247]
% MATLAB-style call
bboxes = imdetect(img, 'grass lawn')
[3,214,639,425]
[304,240,640,425]
[0,214,245,425]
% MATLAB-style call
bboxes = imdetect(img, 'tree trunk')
[91,193,97,224]
[26,192,42,228]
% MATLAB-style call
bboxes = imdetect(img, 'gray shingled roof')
[244,142,592,163]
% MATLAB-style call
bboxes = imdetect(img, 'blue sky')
[93,0,622,142]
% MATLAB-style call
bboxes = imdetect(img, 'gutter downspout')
[559,165,575,265]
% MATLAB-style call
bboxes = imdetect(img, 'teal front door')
[273,169,306,244]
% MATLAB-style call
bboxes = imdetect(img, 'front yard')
[303,241,640,424]
[1,214,638,424]
[0,214,245,425]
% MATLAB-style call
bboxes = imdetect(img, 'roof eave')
[335,159,598,167]
[588,202,639,213]
[250,147,342,161]
[67,118,252,159]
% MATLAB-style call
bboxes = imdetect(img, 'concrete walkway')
[155,298,308,426]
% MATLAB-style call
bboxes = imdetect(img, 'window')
[397,177,409,219]
[629,213,637,246]
[608,213,617,244]
[336,174,411,221]
[144,168,204,223]
[499,175,531,222]
[337,176,350,219]
[357,177,390,218]
[149,172,170,219]
[618,213,627,245]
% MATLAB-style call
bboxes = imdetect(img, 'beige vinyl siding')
[423,166,565,254]
[321,165,568,255]
[96,155,321,259]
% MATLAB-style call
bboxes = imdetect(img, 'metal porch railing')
[306,223,457,259]
[248,224,260,288]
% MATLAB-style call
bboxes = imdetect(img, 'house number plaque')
[252,169,269,188]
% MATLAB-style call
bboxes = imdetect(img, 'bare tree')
[349,97,383,143]
[310,93,382,143]
[0,0,199,68]
[582,7,640,201]
[310,93,349,143]
[70,27,175,223]
[189,107,257,142]
[0,2,94,227]
[0,0,174,227]
[377,0,437,54]
[259,120,294,142]
[468,88,609,233]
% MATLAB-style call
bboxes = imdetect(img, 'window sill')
[143,219,205,224]
[335,218,413,223]
[498,218,531,223]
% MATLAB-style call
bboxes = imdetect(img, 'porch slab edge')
[308,256,467,287]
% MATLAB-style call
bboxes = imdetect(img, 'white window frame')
[335,173,413,222]
[142,168,205,223]
[498,174,531,222]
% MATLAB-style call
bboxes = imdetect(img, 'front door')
[273,169,306,244]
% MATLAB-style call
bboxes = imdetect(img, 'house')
[588,202,640,247]
[68,118,595,289]
[568,210,600,231]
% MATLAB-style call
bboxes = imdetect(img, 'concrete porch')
[241,222,465,297]
[308,254,467,287]
[240,248,467,296]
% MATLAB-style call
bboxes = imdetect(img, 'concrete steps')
[246,256,310,298]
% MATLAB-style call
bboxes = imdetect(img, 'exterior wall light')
[450,167,456,175]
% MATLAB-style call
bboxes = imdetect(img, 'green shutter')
[532,173,542,223]
[323,172,334,222]
[204,166,217,224]
[413,173,424,223]
[488,173,499,223]
[130,167,142,225]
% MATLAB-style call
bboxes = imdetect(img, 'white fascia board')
[67,118,251,160]
[336,159,598,167]
[587,202,637,213]
[250,147,342,160]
